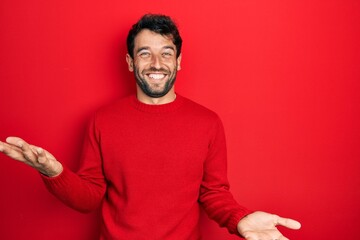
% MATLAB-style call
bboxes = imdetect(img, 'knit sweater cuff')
[40,167,72,191]
[228,208,254,238]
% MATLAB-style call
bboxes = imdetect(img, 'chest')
[99,113,212,185]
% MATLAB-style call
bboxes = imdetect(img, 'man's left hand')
[237,211,301,240]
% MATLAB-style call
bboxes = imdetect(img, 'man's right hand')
[0,137,63,177]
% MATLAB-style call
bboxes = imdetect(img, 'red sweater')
[42,94,252,239]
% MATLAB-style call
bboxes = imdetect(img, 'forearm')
[199,186,253,234]
[41,166,106,212]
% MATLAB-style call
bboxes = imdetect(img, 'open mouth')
[147,73,167,80]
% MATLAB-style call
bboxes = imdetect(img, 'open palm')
[237,211,301,240]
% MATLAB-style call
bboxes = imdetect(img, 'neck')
[136,87,176,105]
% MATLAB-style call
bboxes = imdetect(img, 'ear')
[176,53,182,71]
[126,54,134,72]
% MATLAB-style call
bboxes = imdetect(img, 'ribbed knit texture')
[42,94,252,239]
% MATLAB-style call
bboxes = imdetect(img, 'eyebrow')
[163,46,175,51]
[136,47,150,54]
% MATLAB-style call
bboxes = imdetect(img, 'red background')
[1,0,359,239]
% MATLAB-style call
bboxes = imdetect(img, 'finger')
[276,215,301,230]
[35,147,47,164]
[5,136,27,148]
[0,140,27,161]
[0,141,6,152]
[20,142,38,162]
[6,137,39,163]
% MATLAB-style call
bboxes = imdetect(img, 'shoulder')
[179,96,226,140]
[91,95,136,125]
[96,95,134,115]
[178,95,224,130]
[180,95,220,120]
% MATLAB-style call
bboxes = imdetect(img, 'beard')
[133,65,178,98]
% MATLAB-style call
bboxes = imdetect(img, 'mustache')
[143,67,170,74]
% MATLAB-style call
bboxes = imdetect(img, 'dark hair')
[127,14,182,59]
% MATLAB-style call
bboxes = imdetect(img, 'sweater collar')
[130,93,184,113]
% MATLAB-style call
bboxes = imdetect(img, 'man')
[0,14,300,239]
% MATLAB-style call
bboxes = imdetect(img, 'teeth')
[148,74,165,80]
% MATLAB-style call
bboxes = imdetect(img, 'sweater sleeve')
[41,115,106,213]
[198,116,253,236]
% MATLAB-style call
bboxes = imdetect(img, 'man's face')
[126,29,181,98]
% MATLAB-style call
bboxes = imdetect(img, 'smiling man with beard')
[0,14,300,239]
[126,18,182,103]
[127,29,181,100]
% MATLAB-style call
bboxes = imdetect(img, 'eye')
[139,51,150,58]
[162,52,173,58]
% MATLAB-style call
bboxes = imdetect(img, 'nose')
[150,55,161,69]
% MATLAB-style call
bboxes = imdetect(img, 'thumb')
[276,215,301,230]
